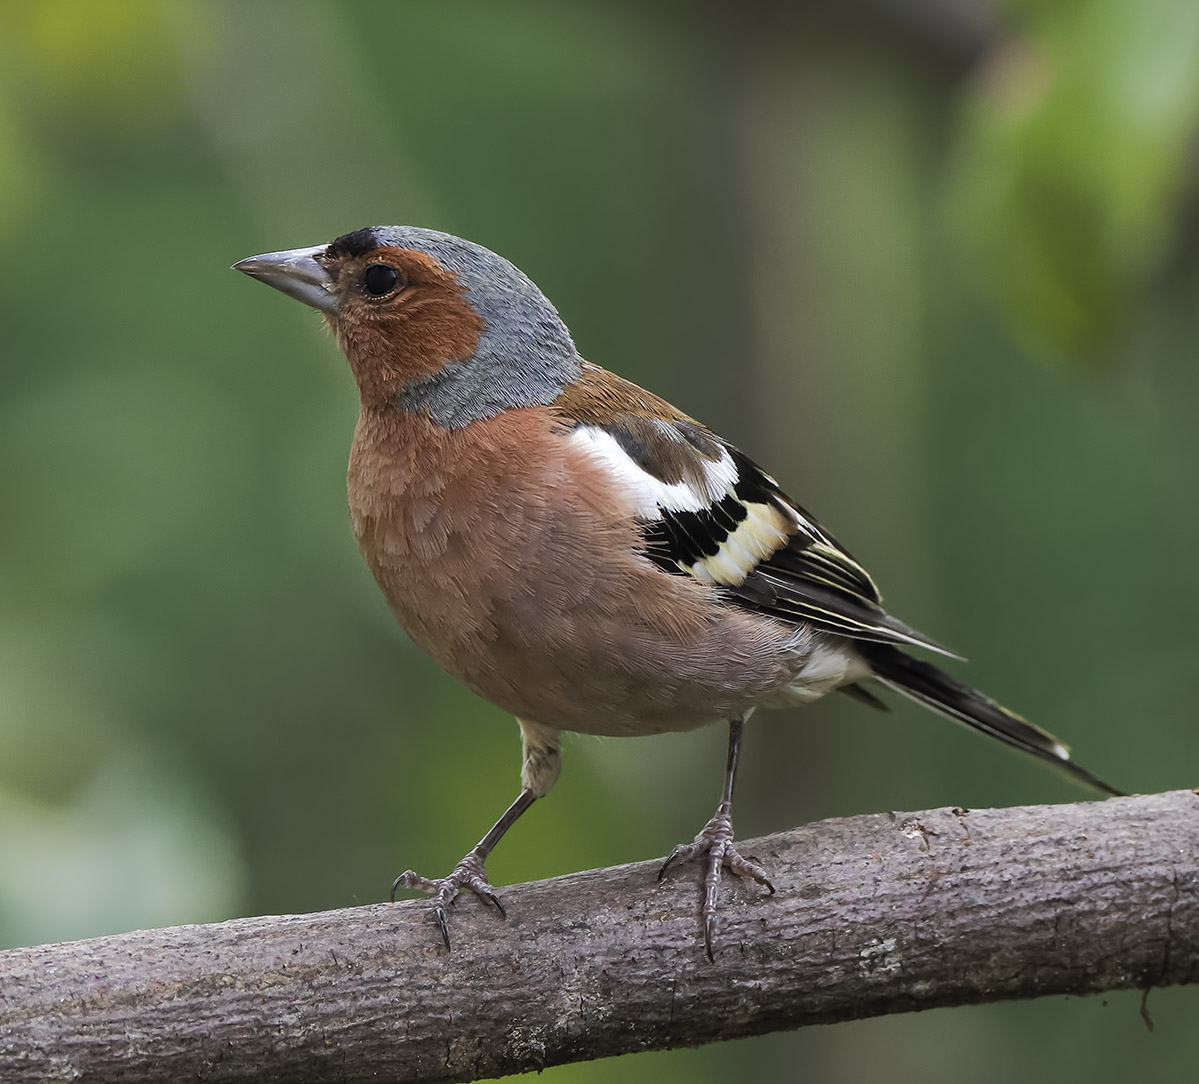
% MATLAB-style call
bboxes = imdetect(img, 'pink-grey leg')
[392,788,535,948]
[658,714,775,960]
[392,719,561,949]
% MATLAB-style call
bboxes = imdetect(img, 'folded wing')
[557,365,956,657]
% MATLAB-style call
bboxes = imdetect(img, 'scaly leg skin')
[658,715,775,960]
[391,848,504,949]
[391,789,534,948]
[391,720,561,949]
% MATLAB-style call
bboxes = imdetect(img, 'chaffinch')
[235,226,1119,958]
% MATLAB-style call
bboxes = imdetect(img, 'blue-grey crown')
[331,226,582,428]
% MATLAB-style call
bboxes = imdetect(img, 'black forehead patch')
[325,227,379,260]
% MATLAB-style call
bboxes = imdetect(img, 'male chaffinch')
[235,226,1119,958]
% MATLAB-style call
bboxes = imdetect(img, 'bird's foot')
[658,805,775,960]
[391,848,505,949]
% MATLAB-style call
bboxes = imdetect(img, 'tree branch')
[2,790,1196,1083]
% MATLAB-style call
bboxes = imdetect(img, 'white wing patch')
[569,424,738,517]
[565,410,956,658]
[570,423,795,587]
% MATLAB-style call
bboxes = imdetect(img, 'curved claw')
[657,843,695,882]
[479,888,506,917]
[732,868,776,893]
[725,852,775,892]
[390,868,426,903]
[434,904,452,950]
[660,809,776,960]
[389,850,507,949]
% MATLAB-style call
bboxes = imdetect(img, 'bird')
[234,225,1120,958]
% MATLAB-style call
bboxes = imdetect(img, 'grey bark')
[2,790,1196,1084]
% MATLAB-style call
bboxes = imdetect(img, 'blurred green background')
[1,0,1196,1080]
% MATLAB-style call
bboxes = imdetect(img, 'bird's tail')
[863,643,1122,797]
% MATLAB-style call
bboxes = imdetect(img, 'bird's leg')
[392,719,561,949]
[392,788,536,948]
[658,714,775,959]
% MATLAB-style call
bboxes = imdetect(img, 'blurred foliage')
[947,0,1199,361]
[4,0,194,126]
[0,2,1197,1083]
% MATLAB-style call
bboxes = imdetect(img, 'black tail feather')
[864,644,1123,797]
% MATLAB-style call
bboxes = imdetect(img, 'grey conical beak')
[233,245,338,314]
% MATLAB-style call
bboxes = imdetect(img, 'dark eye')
[362,263,401,297]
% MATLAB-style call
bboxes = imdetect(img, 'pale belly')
[392,584,863,737]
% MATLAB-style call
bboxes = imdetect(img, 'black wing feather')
[579,411,956,657]
[719,448,957,656]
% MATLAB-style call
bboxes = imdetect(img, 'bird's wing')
[554,364,957,657]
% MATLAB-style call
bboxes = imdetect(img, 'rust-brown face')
[319,245,484,407]
[236,225,581,427]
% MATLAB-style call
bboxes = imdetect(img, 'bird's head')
[234,226,580,425]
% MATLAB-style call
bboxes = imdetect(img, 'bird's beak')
[232,245,339,314]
